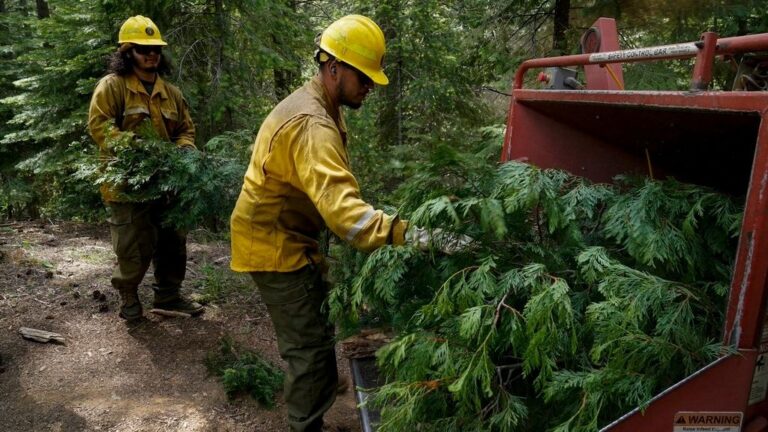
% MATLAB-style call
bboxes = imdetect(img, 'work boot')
[152,287,204,315]
[117,288,143,322]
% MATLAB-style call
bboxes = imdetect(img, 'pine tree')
[205,336,285,408]
[0,0,130,219]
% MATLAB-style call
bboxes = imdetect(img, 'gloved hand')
[406,226,474,255]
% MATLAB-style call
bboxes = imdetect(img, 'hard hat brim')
[363,68,389,86]
[120,39,168,46]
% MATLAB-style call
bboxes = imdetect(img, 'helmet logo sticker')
[145,27,155,36]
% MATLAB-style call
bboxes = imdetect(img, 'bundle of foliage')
[204,336,284,408]
[89,122,173,203]
[78,120,248,231]
[328,143,742,431]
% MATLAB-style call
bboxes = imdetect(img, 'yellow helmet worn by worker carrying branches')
[118,15,167,46]
[319,15,389,86]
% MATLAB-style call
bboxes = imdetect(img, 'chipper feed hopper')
[502,17,768,432]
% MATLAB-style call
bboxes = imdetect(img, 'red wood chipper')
[502,17,768,432]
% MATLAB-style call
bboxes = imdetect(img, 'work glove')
[406,226,474,255]
[177,144,196,152]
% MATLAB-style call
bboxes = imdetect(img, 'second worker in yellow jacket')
[230,14,406,432]
[89,15,202,323]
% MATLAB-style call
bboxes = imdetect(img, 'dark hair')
[106,46,172,76]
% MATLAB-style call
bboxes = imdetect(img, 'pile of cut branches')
[329,140,742,431]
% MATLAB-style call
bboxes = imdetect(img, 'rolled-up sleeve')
[292,118,407,251]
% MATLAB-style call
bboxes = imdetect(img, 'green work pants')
[250,266,337,432]
[106,201,187,294]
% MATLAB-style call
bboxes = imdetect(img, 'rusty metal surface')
[512,33,768,89]
[501,29,768,429]
[500,84,768,429]
[742,120,768,419]
[502,90,766,193]
[581,18,625,90]
[691,32,718,90]
[724,118,768,351]
[601,351,756,432]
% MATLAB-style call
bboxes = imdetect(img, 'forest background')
[2,0,768,430]
[2,0,768,225]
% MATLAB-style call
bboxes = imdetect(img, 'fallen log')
[19,327,65,344]
[149,308,191,318]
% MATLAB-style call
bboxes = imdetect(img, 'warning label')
[673,412,742,432]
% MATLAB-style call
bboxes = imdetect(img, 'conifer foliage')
[205,336,284,408]
[77,120,247,231]
[329,144,742,431]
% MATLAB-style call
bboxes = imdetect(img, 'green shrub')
[205,336,284,408]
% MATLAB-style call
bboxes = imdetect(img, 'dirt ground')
[0,220,362,432]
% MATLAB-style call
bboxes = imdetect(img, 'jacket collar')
[309,76,347,135]
[125,73,168,99]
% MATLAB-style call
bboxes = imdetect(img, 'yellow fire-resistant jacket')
[230,77,408,272]
[88,73,195,202]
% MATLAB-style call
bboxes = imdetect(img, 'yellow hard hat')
[319,15,388,85]
[118,15,167,46]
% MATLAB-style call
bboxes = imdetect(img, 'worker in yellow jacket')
[230,14,407,432]
[88,16,203,323]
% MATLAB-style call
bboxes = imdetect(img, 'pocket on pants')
[256,269,311,306]
[107,202,153,259]
[253,268,332,346]
[107,203,133,256]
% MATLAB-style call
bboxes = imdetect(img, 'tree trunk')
[552,0,571,54]
[212,0,225,88]
[201,0,231,139]
[375,0,403,149]
[273,69,297,101]
[36,0,49,19]
[736,16,748,36]
[273,0,299,100]
[611,0,622,21]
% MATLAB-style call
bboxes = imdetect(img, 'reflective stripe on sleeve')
[346,208,376,242]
